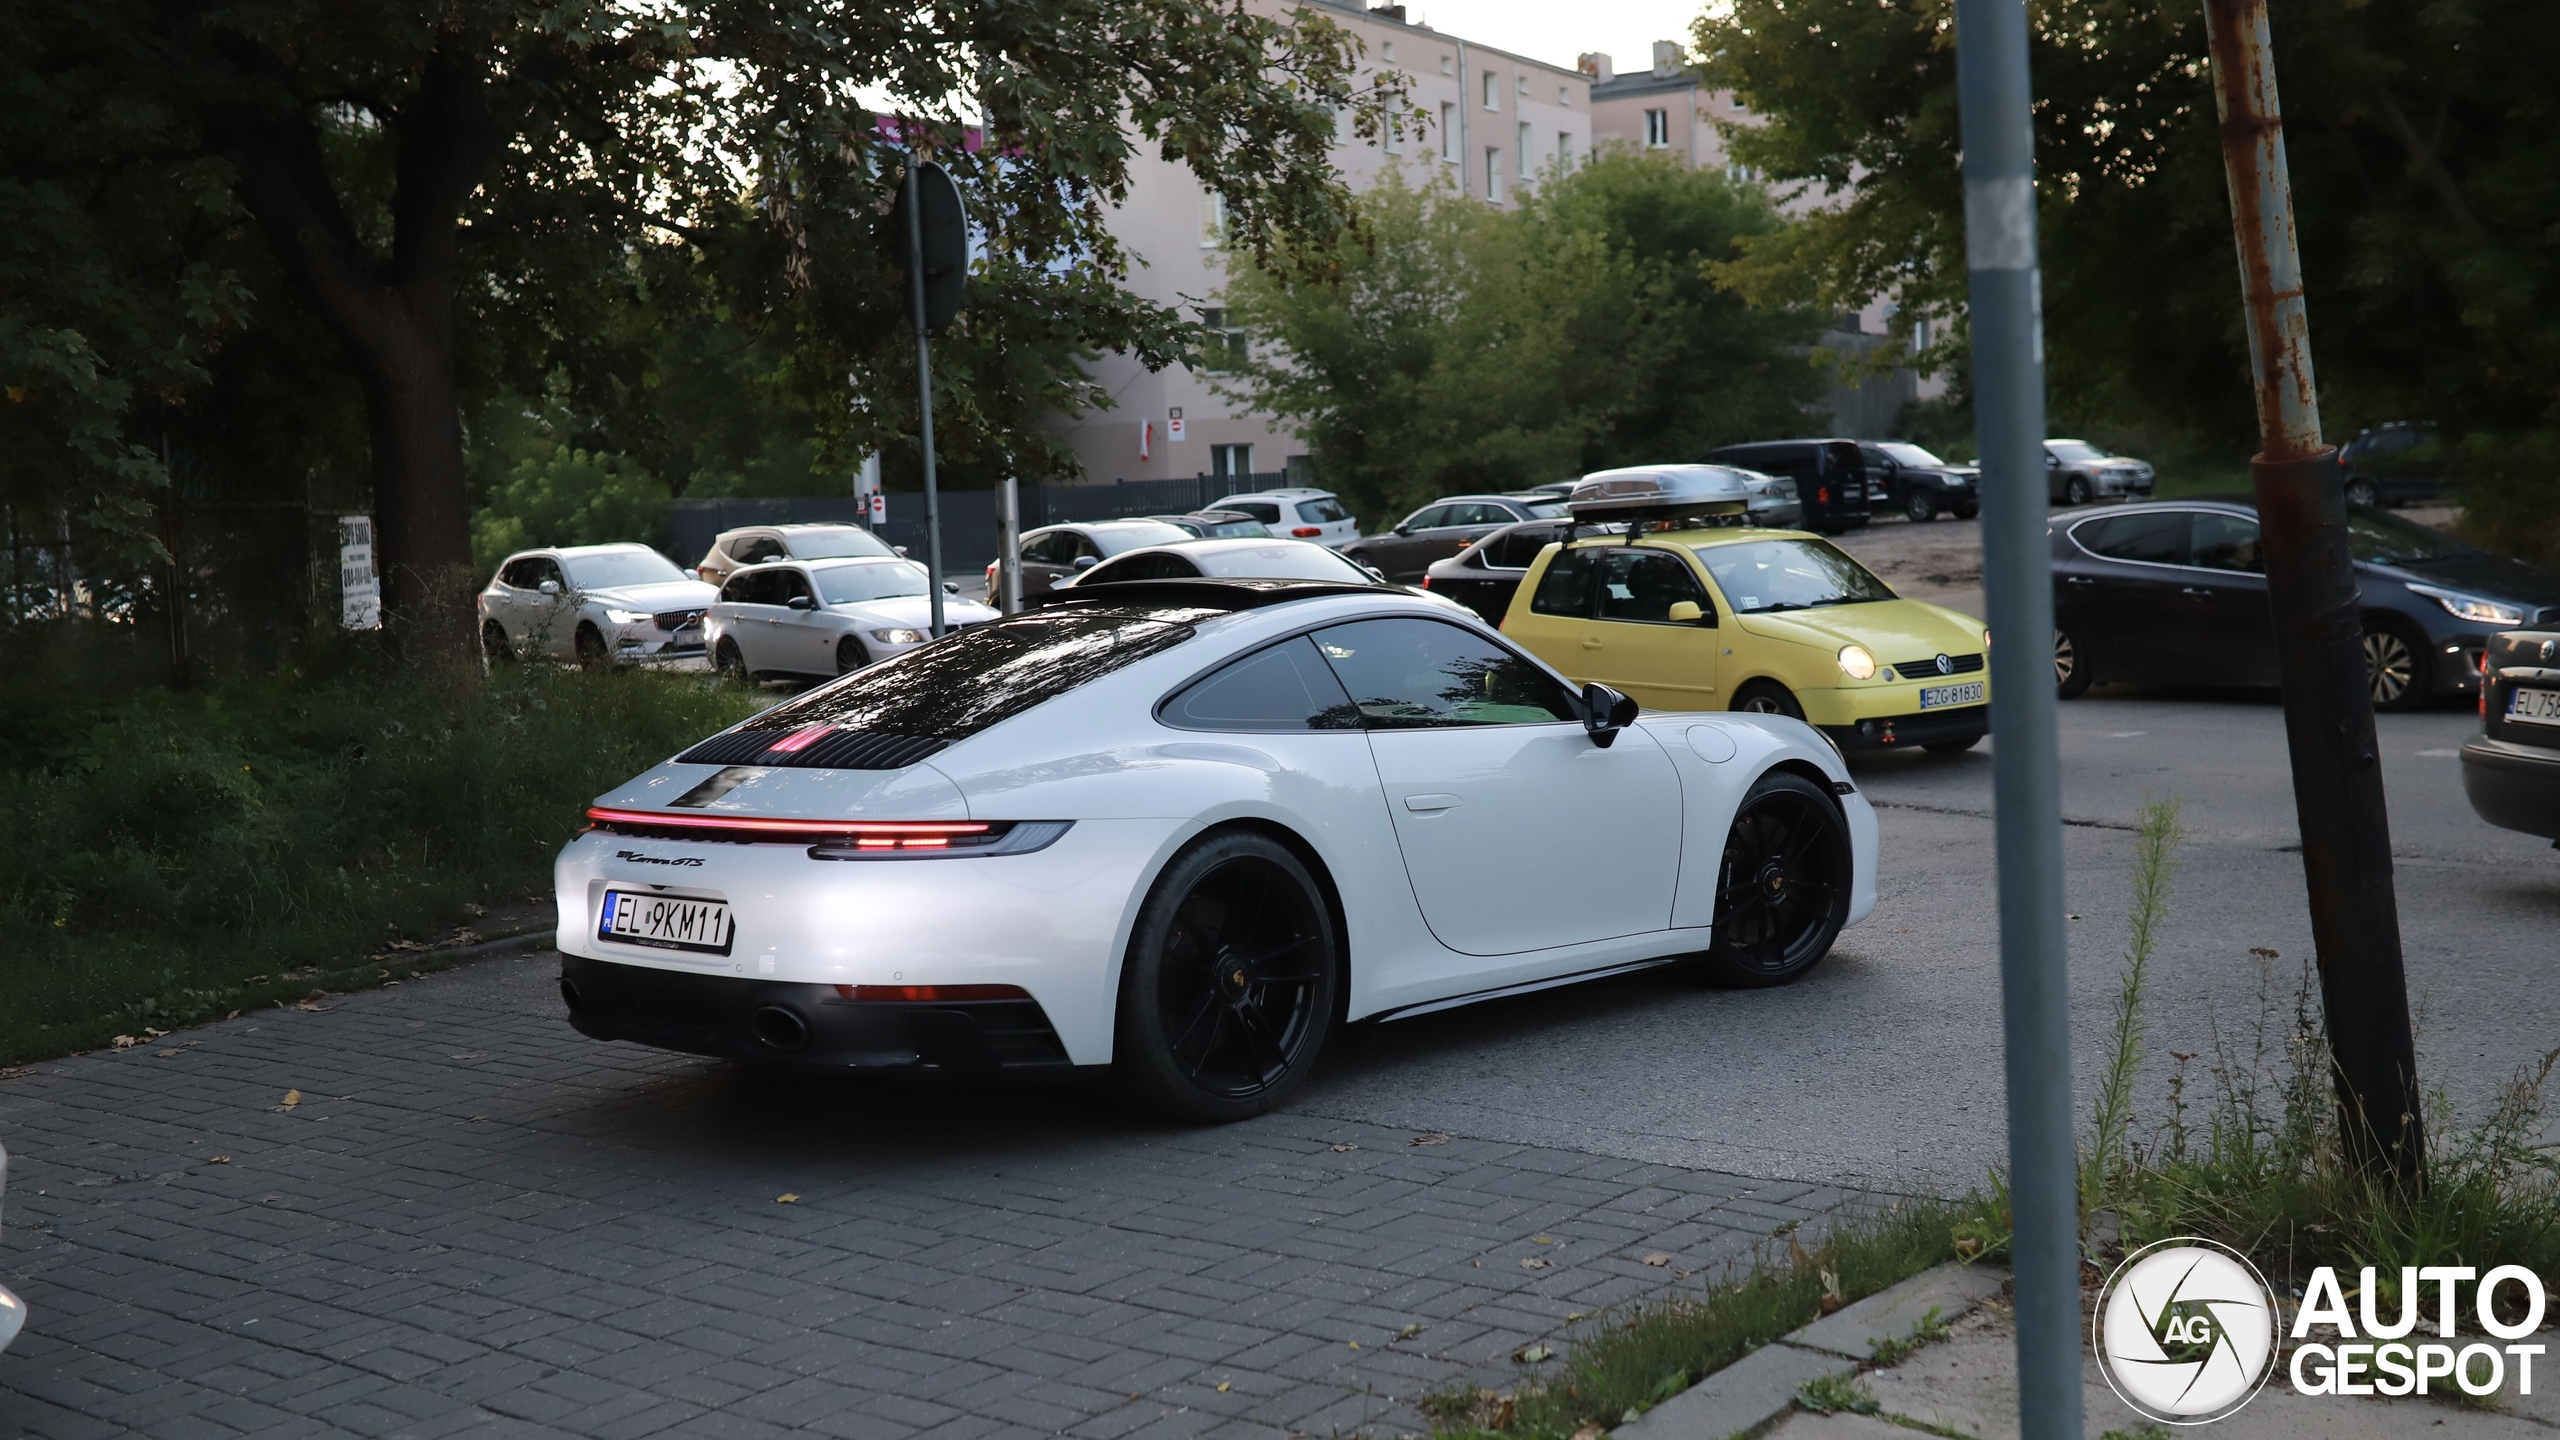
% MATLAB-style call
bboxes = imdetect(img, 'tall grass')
[0,650,760,1064]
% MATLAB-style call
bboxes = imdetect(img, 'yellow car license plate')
[1920,680,1986,709]
[2508,687,2560,726]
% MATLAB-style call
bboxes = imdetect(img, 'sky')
[1398,0,1709,73]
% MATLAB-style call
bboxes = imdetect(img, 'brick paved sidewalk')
[0,949,1865,1440]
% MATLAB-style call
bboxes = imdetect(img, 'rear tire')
[2055,627,2094,699]
[1732,681,1806,721]
[2364,617,2430,712]
[1693,771,1852,987]
[714,637,748,684]
[1113,831,1339,1123]
[481,621,514,665]
[835,635,871,676]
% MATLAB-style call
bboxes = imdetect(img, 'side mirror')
[1047,574,1068,589]
[1362,563,1387,581]
[893,545,910,557]
[683,567,700,580]
[537,580,561,596]
[1394,524,1413,537]
[1667,600,1705,624]
[786,594,816,611]
[1072,555,1100,571]
[1581,682,1638,748]
[943,580,959,595]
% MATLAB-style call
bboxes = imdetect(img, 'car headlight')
[1837,643,1879,680]
[604,608,651,625]
[870,628,928,645]
[2407,585,2526,625]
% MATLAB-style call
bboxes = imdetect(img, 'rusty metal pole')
[2201,0,2424,1183]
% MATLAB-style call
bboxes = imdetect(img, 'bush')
[471,446,673,575]
[0,650,759,1063]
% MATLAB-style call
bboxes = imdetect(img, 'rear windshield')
[563,550,686,589]
[1693,538,1896,612]
[1295,498,1351,524]
[813,560,931,604]
[1519,500,1571,519]
[786,528,897,560]
[1093,522,1195,555]
[1195,544,1374,582]
[1198,516,1269,537]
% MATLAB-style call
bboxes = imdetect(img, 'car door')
[768,566,832,672]
[490,557,539,644]
[2180,511,2276,684]
[524,556,575,658]
[1579,548,1721,709]
[1375,504,1452,579]
[1315,616,1684,961]
[1310,614,1689,958]
[1433,503,1518,569]
[1018,529,1074,593]
[1857,445,1902,508]
[2061,511,2191,681]
[726,568,788,671]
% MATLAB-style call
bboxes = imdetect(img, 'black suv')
[2335,422,2450,508]
[1704,440,1872,534]
[2462,629,2560,843]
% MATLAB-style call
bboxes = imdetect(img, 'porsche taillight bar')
[585,807,990,843]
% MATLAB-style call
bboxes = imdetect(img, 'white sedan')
[479,544,718,667]
[555,578,1878,1120]
[706,556,999,681]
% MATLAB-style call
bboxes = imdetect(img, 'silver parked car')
[2045,439,2156,507]
[697,522,899,588]
[1735,468,1804,529]
[706,557,997,682]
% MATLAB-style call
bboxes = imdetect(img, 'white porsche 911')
[555,577,1878,1120]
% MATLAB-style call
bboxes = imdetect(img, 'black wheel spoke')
[1168,990,1220,1058]
[1235,1002,1289,1078]
[1181,1006,1229,1080]
[1234,934,1318,974]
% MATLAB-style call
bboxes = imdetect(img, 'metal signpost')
[895,157,967,638]
[998,476,1024,614]
[1950,0,2080,1434]
[2200,0,2423,1181]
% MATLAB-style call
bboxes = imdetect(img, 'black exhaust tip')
[559,977,585,1016]
[750,1005,809,1052]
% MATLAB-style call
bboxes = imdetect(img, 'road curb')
[1613,1262,2009,1440]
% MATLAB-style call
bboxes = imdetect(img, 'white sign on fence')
[338,514,380,629]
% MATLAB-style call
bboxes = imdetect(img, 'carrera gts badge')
[615,850,706,867]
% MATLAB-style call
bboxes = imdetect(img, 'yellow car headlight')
[1837,643,1879,680]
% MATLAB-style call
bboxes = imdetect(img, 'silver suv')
[1206,487,1361,548]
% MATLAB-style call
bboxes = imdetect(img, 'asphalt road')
[1289,510,2560,1194]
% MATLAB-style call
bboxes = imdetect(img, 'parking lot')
[4,512,2554,1439]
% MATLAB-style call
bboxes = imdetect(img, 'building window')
[1440,54,1454,76]
[1440,103,1456,160]
[1211,443,1254,479]
[1199,189,1227,247]
[1381,41,1395,63]
[1384,116,1402,154]
[1485,148,1502,202]
[1644,109,1671,148]
[1517,74,1529,97]
[1198,308,1248,370]
[1517,122,1531,177]
[1560,85,1570,106]
[1912,316,1932,352]
[1483,71,1500,111]
[1558,130,1573,168]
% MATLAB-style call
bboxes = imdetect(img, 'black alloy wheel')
[2064,474,2093,507]
[714,637,748,684]
[1694,770,1853,987]
[1904,488,1938,523]
[2344,477,2382,509]
[1114,831,1338,1122]
[835,634,871,676]
[481,621,515,665]
[2364,618,2429,712]
[2055,627,2093,699]
[1732,681,1806,721]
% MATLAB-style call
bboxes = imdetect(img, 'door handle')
[2065,576,2095,587]
[1402,793,1463,813]
[1580,638,1603,650]
[2181,586,2214,598]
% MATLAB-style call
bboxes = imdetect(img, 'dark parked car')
[1147,509,1271,538]
[1858,441,1981,523]
[2049,499,2560,710]
[1010,519,1195,594]
[2463,629,2560,843]
[1343,493,1570,583]
[1704,440,1872,534]
[1421,519,1584,623]
[2335,422,2450,509]
[2044,439,2156,506]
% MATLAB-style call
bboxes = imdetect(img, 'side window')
[1403,505,1453,531]
[2190,513,2263,573]
[1314,618,1579,727]
[1296,498,1350,524]
[500,558,540,588]
[719,573,755,604]
[1596,549,1710,624]
[1021,531,1068,564]
[536,559,568,591]
[778,569,816,604]
[1230,501,1280,524]
[1487,525,1562,570]
[737,570,786,606]
[737,535,787,564]
[1070,533,1105,562]
[1859,445,1893,475]
[1529,546,1602,617]
[1444,503,1498,526]
[2077,512,2190,565]
[1159,636,1359,732]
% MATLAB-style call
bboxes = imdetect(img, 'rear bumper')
[2460,736,2560,841]
[560,953,1078,1072]
[1821,704,1991,752]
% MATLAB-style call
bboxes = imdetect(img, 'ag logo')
[2094,1238,2278,1424]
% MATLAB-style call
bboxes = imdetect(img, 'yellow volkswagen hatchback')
[1502,472,1992,752]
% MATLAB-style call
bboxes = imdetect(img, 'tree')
[6,0,1394,657]
[1694,0,2560,472]
[1220,151,1822,524]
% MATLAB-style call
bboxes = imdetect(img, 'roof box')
[1566,465,1751,525]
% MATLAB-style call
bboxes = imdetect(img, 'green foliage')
[471,447,674,573]
[0,652,759,1063]
[1219,152,1822,526]
[1695,0,2560,469]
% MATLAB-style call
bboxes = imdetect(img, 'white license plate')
[2508,687,2560,726]
[599,891,734,954]
[1920,680,1987,709]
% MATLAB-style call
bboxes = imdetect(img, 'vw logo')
[2094,1238,2278,1424]
[2543,639,2556,662]
[1934,654,1954,675]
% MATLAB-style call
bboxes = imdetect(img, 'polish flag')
[1140,418,1154,461]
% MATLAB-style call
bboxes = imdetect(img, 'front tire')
[1903,489,1937,523]
[1732,680,1806,721]
[2064,475,2093,507]
[2055,627,2094,699]
[1694,771,1852,987]
[835,635,871,676]
[1113,831,1339,1122]
[574,624,610,670]
[2344,477,2382,509]
[2364,618,2429,712]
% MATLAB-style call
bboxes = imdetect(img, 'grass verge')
[0,647,761,1065]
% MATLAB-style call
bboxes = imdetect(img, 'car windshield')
[1194,516,1269,537]
[1194,544,1375,582]
[814,560,931,604]
[1296,497,1351,524]
[2047,440,2109,463]
[1692,538,1897,612]
[2345,507,2471,565]
[1519,499,1572,519]
[785,527,895,560]
[1875,443,1947,468]
[562,550,687,589]
[1092,522,1195,555]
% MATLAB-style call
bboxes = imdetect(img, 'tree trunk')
[354,312,477,660]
